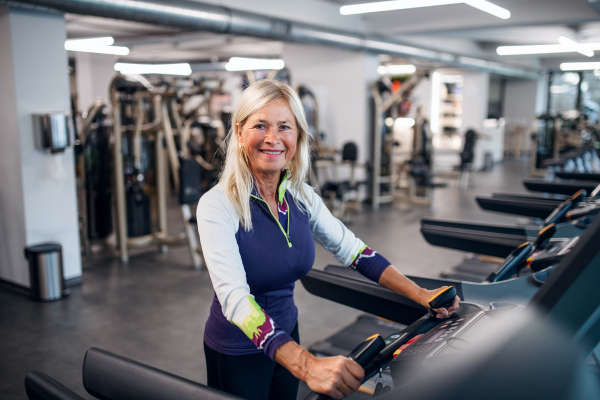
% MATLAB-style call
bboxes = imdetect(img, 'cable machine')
[371,71,425,208]
[110,74,202,267]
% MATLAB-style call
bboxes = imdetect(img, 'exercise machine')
[302,214,600,398]
[421,189,597,259]
[475,182,599,219]
[76,99,113,254]
[371,71,426,209]
[110,74,201,267]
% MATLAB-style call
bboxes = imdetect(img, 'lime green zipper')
[250,194,292,248]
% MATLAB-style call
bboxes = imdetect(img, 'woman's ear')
[236,122,242,140]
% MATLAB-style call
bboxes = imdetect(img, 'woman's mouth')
[260,150,284,155]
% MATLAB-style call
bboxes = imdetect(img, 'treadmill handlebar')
[544,199,574,226]
[487,242,533,283]
[303,336,386,400]
[544,189,586,225]
[534,223,557,250]
[592,183,600,198]
[428,286,457,310]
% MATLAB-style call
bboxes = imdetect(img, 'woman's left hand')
[418,287,461,318]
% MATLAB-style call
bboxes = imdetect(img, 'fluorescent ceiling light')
[463,0,510,19]
[114,63,192,76]
[558,36,594,57]
[65,36,129,56]
[377,64,416,75]
[225,57,285,71]
[340,0,510,20]
[497,44,580,55]
[498,39,600,56]
[66,37,115,46]
[560,62,600,71]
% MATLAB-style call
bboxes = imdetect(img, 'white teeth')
[263,150,282,155]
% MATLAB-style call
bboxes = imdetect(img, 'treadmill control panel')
[529,237,579,272]
[398,312,484,359]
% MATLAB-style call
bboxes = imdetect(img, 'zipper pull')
[286,234,292,248]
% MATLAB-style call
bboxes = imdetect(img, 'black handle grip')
[428,286,457,310]
[487,242,533,282]
[533,223,557,250]
[349,335,386,366]
[544,197,576,225]
[303,336,386,400]
[571,189,587,204]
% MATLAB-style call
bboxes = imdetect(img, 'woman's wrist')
[273,341,316,381]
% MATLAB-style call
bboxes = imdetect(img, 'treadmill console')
[389,307,521,387]
[396,312,484,360]
[529,237,579,272]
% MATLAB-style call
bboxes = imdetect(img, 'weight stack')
[126,191,151,237]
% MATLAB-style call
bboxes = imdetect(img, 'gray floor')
[0,158,532,399]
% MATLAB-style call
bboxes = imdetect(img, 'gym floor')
[0,158,531,399]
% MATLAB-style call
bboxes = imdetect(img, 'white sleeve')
[300,183,366,267]
[196,185,252,322]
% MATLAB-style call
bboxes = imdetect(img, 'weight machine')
[372,71,444,209]
[110,74,202,268]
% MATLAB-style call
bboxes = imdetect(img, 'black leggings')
[204,323,300,400]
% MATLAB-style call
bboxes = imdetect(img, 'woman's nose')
[264,127,282,143]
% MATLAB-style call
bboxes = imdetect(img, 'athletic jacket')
[197,173,391,359]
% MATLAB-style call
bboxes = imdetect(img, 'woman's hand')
[274,342,364,399]
[418,287,461,318]
[304,355,364,399]
[378,266,461,318]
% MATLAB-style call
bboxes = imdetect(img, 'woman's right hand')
[304,355,365,399]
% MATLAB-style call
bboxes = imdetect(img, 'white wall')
[283,43,378,165]
[503,78,540,153]
[0,7,81,286]
[461,71,490,134]
[75,52,118,112]
[0,7,28,287]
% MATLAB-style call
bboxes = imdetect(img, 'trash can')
[483,151,493,171]
[24,243,66,301]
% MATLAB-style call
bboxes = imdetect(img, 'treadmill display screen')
[425,329,446,344]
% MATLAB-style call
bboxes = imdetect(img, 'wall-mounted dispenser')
[32,112,73,153]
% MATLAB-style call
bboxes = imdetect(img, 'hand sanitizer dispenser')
[32,112,73,153]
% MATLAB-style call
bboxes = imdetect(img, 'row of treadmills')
[25,175,600,399]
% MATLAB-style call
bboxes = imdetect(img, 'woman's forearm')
[273,341,314,380]
[378,265,428,307]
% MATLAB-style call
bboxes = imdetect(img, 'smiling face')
[237,98,298,179]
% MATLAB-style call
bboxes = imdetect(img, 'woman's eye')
[254,124,266,130]
[280,125,291,131]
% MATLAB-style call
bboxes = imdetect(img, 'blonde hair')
[220,80,312,229]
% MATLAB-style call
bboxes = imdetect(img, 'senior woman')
[196,79,459,400]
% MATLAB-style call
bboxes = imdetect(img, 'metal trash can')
[24,243,66,301]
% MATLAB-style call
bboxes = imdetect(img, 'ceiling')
[64,0,600,69]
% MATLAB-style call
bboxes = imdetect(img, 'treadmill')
[523,178,599,196]
[300,214,600,399]
[475,182,599,219]
[23,219,600,400]
[421,190,597,259]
